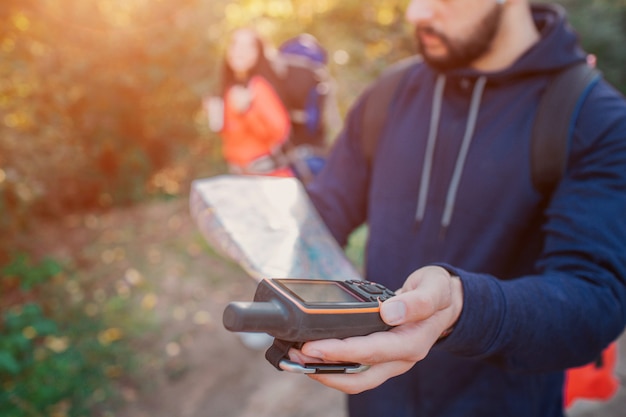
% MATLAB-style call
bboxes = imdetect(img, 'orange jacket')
[564,341,619,408]
[221,76,291,170]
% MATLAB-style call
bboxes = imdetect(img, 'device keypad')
[347,280,395,302]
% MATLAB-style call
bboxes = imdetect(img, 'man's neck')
[472,3,540,72]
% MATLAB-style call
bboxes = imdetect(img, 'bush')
[0,254,139,417]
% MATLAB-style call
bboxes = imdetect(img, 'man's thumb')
[380,300,407,326]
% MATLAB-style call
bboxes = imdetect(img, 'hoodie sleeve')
[437,80,626,372]
[306,96,372,247]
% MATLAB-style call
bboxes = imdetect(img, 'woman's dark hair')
[220,28,282,97]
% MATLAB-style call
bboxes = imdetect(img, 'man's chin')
[422,55,455,72]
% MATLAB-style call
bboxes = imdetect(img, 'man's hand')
[288,266,463,394]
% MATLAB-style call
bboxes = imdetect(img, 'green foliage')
[345,224,368,274]
[2,253,61,290]
[0,254,139,417]
[556,0,626,92]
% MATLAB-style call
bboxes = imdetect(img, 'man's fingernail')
[382,301,406,325]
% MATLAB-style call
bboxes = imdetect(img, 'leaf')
[32,318,59,336]
[0,351,21,374]
[40,258,62,276]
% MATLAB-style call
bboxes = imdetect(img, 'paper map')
[189,175,362,282]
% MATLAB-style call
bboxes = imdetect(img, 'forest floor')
[16,196,346,417]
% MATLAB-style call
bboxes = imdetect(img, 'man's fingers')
[285,266,464,395]
[301,324,438,366]
[288,347,321,364]
[381,290,450,326]
[382,267,454,326]
[306,360,414,394]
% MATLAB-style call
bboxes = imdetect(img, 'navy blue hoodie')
[307,4,626,416]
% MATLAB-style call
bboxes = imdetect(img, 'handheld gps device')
[222,278,395,374]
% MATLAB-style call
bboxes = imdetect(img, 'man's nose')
[405,0,436,24]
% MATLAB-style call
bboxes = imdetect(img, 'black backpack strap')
[361,55,422,163]
[530,62,601,196]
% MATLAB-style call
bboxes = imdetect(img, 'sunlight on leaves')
[377,6,396,25]
[21,326,37,340]
[1,38,15,53]
[98,327,123,345]
[225,3,249,26]
[96,0,151,28]
[124,268,144,286]
[141,293,158,310]
[44,336,69,353]
[365,39,393,60]
[266,0,294,18]
[105,365,123,378]
[3,111,32,130]
[11,13,30,32]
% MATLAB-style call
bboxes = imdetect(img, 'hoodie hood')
[412,3,589,230]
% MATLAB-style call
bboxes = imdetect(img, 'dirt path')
[15,197,346,417]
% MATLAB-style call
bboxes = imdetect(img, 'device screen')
[279,280,364,304]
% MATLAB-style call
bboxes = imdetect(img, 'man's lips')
[417,28,443,48]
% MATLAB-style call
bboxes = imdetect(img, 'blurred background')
[1,1,625,416]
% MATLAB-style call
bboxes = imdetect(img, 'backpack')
[274,34,333,182]
[361,56,618,407]
[276,34,330,149]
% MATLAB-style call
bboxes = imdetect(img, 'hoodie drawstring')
[416,74,446,222]
[415,75,487,231]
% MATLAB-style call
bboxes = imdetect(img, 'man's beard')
[415,5,503,71]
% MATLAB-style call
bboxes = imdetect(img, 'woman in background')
[213,27,293,177]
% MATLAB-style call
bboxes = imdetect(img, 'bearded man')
[290,1,626,416]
